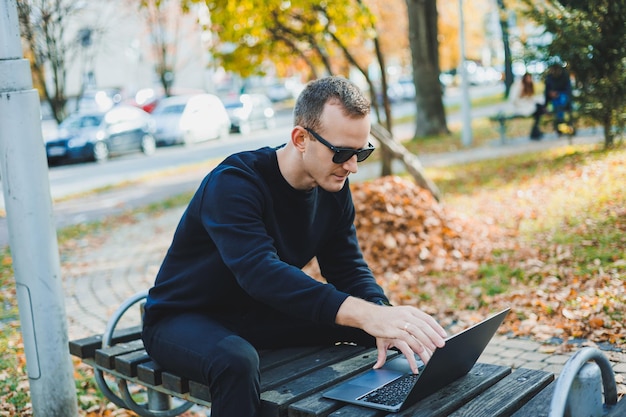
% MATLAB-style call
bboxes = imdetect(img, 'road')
[0,83,505,247]
[5,83,505,205]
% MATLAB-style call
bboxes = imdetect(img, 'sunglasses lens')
[333,150,356,164]
[332,147,375,163]
[356,148,374,162]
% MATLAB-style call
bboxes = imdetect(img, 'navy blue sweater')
[143,146,387,326]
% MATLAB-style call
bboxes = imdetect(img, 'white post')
[0,1,78,415]
[458,0,473,146]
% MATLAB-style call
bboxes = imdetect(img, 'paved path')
[55,126,624,410]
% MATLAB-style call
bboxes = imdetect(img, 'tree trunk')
[497,0,514,98]
[603,115,614,149]
[406,0,448,137]
[370,124,440,201]
[373,36,394,176]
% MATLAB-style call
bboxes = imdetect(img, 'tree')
[139,0,200,97]
[193,0,392,160]
[497,0,514,98]
[187,0,438,195]
[16,0,93,123]
[520,0,626,148]
[405,0,448,137]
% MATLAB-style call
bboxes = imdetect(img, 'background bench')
[489,110,576,143]
[489,112,529,143]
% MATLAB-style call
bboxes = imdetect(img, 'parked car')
[223,94,275,134]
[266,83,292,103]
[151,94,231,146]
[45,106,156,165]
[77,88,123,113]
[127,87,205,113]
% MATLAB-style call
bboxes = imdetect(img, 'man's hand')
[335,297,446,373]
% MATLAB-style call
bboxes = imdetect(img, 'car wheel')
[141,134,157,155]
[93,141,109,163]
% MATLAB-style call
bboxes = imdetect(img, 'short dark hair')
[293,76,370,130]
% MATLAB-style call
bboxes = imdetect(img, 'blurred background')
[15,0,624,162]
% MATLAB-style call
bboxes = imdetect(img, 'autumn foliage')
[343,175,625,350]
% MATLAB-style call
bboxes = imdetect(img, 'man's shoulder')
[223,146,276,166]
[201,146,278,191]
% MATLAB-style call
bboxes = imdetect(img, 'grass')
[0,248,29,414]
[425,144,625,319]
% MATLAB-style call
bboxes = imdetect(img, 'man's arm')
[335,296,446,373]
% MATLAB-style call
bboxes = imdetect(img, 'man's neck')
[276,146,316,191]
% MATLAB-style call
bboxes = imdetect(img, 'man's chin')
[321,176,348,192]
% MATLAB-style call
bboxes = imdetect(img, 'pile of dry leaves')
[307,175,625,351]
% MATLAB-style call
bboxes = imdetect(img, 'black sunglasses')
[304,127,375,164]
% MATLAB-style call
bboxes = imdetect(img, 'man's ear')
[291,126,307,152]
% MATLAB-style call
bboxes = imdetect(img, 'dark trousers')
[530,103,544,139]
[142,309,375,417]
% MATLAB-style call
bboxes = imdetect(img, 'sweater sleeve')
[315,186,389,305]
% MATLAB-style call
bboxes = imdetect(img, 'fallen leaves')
[340,174,626,350]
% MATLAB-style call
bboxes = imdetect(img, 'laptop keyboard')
[358,373,420,406]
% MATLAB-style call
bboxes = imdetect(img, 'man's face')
[300,102,372,193]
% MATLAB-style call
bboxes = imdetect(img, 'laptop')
[323,307,510,412]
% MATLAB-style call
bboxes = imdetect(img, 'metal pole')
[458,0,473,147]
[0,1,78,415]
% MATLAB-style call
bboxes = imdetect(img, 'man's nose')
[342,155,359,174]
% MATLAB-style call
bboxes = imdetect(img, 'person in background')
[544,63,573,135]
[508,72,543,140]
[141,76,447,417]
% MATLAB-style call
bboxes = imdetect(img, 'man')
[142,76,446,416]
[544,63,573,135]
[544,63,572,107]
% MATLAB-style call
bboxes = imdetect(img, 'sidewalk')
[56,126,625,407]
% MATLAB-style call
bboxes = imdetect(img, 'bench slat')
[390,362,511,417]
[137,360,164,386]
[447,368,554,417]
[261,344,366,391]
[95,339,145,369]
[189,380,211,403]
[289,390,379,417]
[261,347,387,416]
[68,325,142,359]
[114,349,152,377]
[259,346,325,371]
[510,381,553,417]
[162,371,189,394]
[327,404,381,417]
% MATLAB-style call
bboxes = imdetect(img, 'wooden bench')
[489,112,529,144]
[489,111,576,143]
[70,328,555,417]
[69,292,624,417]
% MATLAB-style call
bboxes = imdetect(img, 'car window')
[224,101,243,109]
[153,103,186,115]
[60,114,104,129]
[105,107,143,125]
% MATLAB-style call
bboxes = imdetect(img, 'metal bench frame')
[94,290,193,417]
